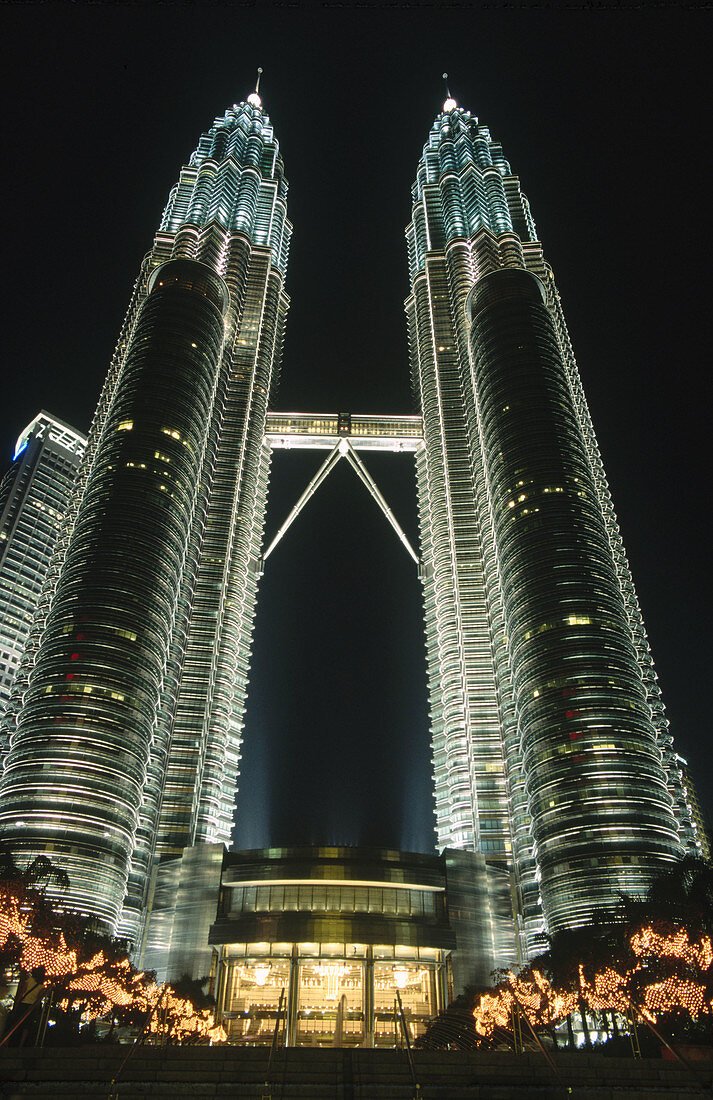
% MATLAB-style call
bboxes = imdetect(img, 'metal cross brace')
[262,438,419,565]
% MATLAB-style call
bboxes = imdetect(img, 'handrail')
[107,985,168,1100]
[509,991,571,1095]
[261,987,286,1100]
[395,989,422,1099]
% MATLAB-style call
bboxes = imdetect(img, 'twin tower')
[0,89,696,961]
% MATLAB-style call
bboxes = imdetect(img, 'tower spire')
[248,67,263,108]
[442,72,457,113]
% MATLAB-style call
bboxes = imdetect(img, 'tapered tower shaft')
[0,95,291,934]
[408,98,691,948]
[467,267,680,931]
[0,262,228,924]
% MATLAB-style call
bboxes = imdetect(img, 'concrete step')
[1,1045,709,1099]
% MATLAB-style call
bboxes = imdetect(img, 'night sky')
[2,4,711,854]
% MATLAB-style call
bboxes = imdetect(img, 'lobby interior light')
[393,966,409,989]
[253,964,271,986]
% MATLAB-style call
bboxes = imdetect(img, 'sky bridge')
[262,411,423,567]
[264,411,423,452]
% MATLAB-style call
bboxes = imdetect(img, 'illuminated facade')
[0,413,86,736]
[0,89,699,971]
[144,844,514,1046]
[0,92,291,935]
[407,99,694,949]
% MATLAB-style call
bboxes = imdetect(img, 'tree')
[531,924,623,1049]
[0,851,225,1046]
[632,857,713,938]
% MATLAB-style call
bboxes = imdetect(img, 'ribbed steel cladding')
[0,260,227,928]
[468,268,680,931]
[156,259,283,853]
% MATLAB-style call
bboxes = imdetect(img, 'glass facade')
[0,262,230,925]
[407,100,694,951]
[218,945,440,1048]
[207,846,489,1047]
[226,882,443,920]
[0,95,292,935]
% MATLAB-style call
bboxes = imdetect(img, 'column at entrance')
[286,945,300,1046]
[214,947,229,1026]
[436,952,449,1015]
[364,946,374,1048]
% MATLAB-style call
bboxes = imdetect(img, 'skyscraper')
[0,413,86,733]
[407,95,695,951]
[0,85,700,970]
[0,88,291,936]
[674,754,710,862]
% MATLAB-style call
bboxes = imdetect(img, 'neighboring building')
[142,844,515,1046]
[406,97,694,953]
[675,755,711,861]
[0,413,86,742]
[0,88,291,938]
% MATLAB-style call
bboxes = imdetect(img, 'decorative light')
[0,880,227,1044]
[472,920,713,1039]
[394,966,409,990]
[316,963,348,1000]
[253,963,271,986]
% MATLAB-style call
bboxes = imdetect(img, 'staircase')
[1,1045,710,1098]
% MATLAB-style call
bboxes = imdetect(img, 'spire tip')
[248,67,263,108]
[442,73,457,113]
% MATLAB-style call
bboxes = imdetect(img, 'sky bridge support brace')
[261,438,419,566]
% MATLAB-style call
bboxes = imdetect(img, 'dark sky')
[2,3,711,853]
